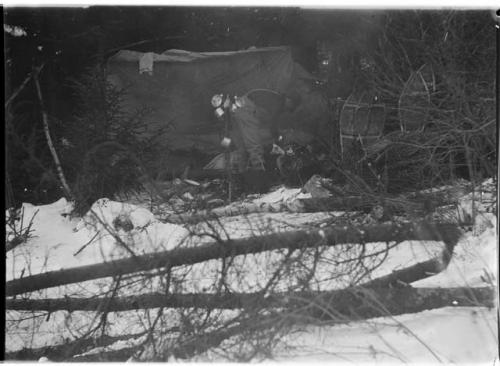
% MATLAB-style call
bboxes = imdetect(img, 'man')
[211,89,300,192]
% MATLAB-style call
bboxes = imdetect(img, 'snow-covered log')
[6,221,461,296]
[162,192,465,225]
[161,196,377,224]
[69,345,142,362]
[161,202,286,224]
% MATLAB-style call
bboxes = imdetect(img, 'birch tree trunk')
[32,66,73,200]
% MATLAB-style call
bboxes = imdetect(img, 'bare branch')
[32,66,74,200]
[5,66,43,108]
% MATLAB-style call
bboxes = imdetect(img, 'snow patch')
[73,198,190,261]
[5,179,498,361]
[414,215,497,288]
[75,198,155,231]
[274,307,498,363]
[6,198,189,280]
[252,186,311,205]
[194,307,497,363]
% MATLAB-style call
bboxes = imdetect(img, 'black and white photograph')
[4,3,499,362]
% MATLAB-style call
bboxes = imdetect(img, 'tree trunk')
[68,345,142,362]
[5,67,39,108]
[70,313,278,361]
[4,331,147,362]
[33,67,73,200]
[161,201,287,224]
[362,250,452,288]
[6,286,492,314]
[301,286,494,321]
[6,287,492,361]
[162,189,466,225]
[162,196,379,224]
[6,221,461,297]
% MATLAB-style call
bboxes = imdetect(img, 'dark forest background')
[4,7,497,209]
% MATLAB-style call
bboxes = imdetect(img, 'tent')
[106,46,330,172]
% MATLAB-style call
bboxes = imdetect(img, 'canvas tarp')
[106,46,329,158]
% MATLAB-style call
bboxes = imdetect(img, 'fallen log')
[297,196,373,212]
[299,286,494,321]
[6,221,461,297]
[362,249,453,288]
[168,319,249,360]
[69,313,280,361]
[161,197,384,225]
[68,345,142,362]
[6,286,492,361]
[4,331,147,361]
[161,201,284,224]
[297,195,433,217]
[6,287,492,314]
[5,292,264,312]
[161,196,379,225]
[161,194,463,225]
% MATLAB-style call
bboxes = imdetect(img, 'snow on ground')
[4,181,498,361]
[6,198,89,281]
[414,215,497,288]
[5,196,449,295]
[251,186,311,205]
[191,306,497,363]
[75,198,190,260]
[412,180,497,288]
[6,198,190,281]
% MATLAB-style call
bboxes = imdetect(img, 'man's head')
[212,93,229,118]
[211,94,224,108]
